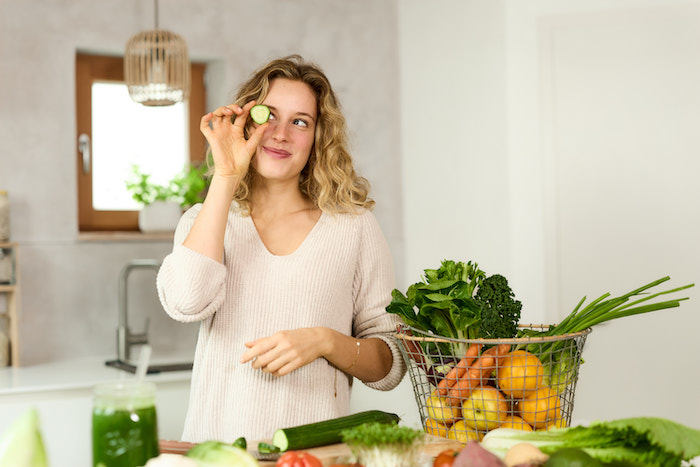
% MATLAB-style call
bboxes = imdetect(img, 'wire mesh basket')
[394,324,590,443]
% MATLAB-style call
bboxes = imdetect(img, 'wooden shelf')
[78,231,174,242]
[0,242,19,367]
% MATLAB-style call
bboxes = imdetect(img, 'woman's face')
[252,78,317,184]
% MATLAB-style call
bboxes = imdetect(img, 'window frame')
[75,53,207,232]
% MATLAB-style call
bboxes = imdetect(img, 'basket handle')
[395,325,429,370]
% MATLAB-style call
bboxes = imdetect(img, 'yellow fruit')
[426,394,461,424]
[424,418,450,438]
[499,415,533,431]
[461,386,509,431]
[518,386,561,429]
[447,419,482,443]
[544,417,567,430]
[497,350,545,399]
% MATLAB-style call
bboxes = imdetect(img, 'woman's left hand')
[240,328,330,376]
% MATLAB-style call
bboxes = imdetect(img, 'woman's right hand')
[199,101,268,179]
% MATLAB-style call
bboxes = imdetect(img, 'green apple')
[461,386,508,431]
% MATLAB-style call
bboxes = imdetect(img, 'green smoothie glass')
[92,380,159,467]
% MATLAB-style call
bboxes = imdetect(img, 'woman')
[157,55,406,442]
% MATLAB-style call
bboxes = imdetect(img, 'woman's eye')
[293,118,308,128]
[268,113,277,121]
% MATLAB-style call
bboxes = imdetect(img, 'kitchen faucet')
[117,259,161,362]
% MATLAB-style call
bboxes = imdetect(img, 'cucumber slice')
[250,105,270,124]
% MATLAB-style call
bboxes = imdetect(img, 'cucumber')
[271,410,400,451]
[233,437,247,449]
[250,104,270,124]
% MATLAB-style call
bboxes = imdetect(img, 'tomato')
[433,449,458,467]
[276,451,324,467]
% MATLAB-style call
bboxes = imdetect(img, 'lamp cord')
[154,0,159,29]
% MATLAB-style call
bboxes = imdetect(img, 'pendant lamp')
[124,0,190,106]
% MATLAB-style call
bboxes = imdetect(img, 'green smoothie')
[92,381,159,467]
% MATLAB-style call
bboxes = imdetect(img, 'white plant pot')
[138,201,182,233]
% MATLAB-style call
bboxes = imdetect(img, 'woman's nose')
[269,121,288,142]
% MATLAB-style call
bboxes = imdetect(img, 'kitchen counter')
[0,356,192,466]
[160,435,463,466]
[0,355,191,395]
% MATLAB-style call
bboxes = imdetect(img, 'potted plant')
[125,163,209,232]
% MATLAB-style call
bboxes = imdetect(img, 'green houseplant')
[125,163,209,209]
[125,163,210,232]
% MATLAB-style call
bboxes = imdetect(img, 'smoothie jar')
[92,380,159,467]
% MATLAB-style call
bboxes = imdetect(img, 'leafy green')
[533,277,693,339]
[481,417,700,466]
[0,408,48,467]
[474,274,522,340]
[387,260,522,357]
[341,422,424,467]
[515,277,694,393]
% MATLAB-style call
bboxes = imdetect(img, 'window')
[76,53,207,231]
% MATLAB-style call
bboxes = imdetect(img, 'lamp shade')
[124,29,190,106]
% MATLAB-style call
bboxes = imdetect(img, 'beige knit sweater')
[156,205,406,442]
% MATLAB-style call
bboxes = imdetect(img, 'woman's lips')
[262,146,291,159]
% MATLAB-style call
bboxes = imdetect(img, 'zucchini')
[250,104,270,124]
[272,410,400,451]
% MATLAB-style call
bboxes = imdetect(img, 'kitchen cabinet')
[0,242,19,366]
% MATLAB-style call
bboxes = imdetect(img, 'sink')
[105,359,192,374]
[108,259,195,375]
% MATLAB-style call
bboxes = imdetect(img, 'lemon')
[447,420,482,443]
[424,418,450,438]
[425,394,461,424]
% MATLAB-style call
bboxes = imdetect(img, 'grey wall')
[0,0,404,366]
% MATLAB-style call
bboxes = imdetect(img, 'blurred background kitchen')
[0,0,699,464]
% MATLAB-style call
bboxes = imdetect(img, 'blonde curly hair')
[225,55,374,215]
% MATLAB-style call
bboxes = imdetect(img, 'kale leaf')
[474,274,522,339]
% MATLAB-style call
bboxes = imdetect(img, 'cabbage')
[143,453,198,467]
[185,441,258,466]
[0,408,48,467]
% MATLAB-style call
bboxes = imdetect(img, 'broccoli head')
[474,274,522,339]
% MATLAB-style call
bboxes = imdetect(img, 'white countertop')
[0,355,191,396]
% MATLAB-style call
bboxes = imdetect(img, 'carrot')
[488,343,512,366]
[436,343,482,396]
[446,344,511,406]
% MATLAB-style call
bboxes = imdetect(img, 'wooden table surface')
[160,434,463,465]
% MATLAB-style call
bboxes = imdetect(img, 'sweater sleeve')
[352,211,407,391]
[156,205,228,323]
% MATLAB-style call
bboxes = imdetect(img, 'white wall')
[0,0,404,366]
[399,0,700,429]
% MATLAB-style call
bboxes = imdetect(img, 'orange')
[499,415,533,431]
[518,386,561,429]
[447,420,482,443]
[497,350,545,399]
[424,418,450,438]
